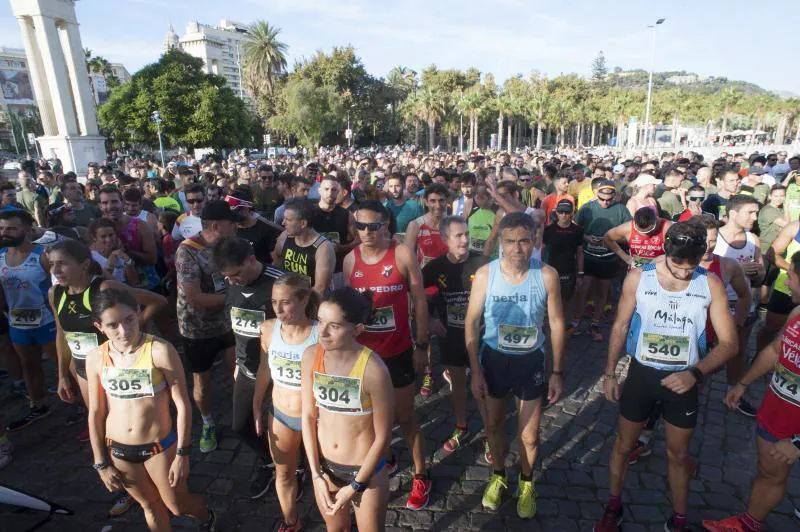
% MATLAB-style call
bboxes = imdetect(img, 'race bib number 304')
[498,324,537,352]
[641,332,690,366]
[770,363,800,407]
[313,372,363,414]
[231,307,265,338]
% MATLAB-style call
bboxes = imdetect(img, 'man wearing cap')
[175,200,241,454]
[228,186,280,265]
[740,166,773,203]
[543,199,584,324]
[573,179,632,341]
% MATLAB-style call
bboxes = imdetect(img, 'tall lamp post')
[643,17,665,149]
[151,110,165,167]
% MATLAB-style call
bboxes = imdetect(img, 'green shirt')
[757,205,785,253]
[154,196,183,214]
[655,188,683,219]
[384,199,424,234]
[468,208,495,255]
[576,200,632,259]
[18,190,46,221]
[786,183,800,223]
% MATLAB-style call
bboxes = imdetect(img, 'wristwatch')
[415,341,429,350]
[92,461,110,471]
[689,366,705,384]
[176,446,191,456]
[350,479,368,493]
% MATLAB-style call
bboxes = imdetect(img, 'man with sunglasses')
[714,195,765,417]
[573,179,632,341]
[344,200,432,511]
[677,185,706,222]
[595,221,737,532]
[171,184,206,242]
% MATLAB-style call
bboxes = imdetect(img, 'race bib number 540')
[641,332,690,366]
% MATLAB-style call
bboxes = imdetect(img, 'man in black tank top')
[312,175,358,287]
[273,198,335,295]
[213,236,283,499]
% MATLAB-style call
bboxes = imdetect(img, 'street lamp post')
[347,109,351,148]
[236,42,244,99]
[643,18,665,149]
[151,110,165,167]
[459,89,464,154]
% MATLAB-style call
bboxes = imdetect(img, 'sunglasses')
[666,234,706,247]
[597,196,615,202]
[688,196,705,202]
[354,221,385,232]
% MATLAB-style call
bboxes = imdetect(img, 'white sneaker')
[0,440,14,470]
[794,507,800,519]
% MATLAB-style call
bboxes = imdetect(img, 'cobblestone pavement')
[1,323,799,532]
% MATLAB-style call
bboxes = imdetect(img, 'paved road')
[1,324,799,532]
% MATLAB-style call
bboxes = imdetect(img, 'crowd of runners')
[0,147,799,531]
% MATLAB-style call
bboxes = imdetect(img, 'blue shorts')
[756,423,780,443]
[9,322,56,346]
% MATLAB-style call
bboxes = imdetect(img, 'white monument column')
[17,16,57,136]
[10,0,106,174]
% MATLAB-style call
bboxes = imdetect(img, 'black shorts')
[767,290,795,316]
[182,332,235,373]
[619,359,699,429]
[480,345,545,401]
[584,255,620,280]
[764,262,780,288]
[559,273,576,300]
[74,357,87,380]
[437,334,469,367]
[383,348,415,388]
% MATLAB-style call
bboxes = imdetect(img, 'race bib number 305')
[313,372,363,414]
[9,308,42,328]
[231,307,265,338]
[641,332,690,365]
[102,368,155,399]
[65,331,99,359]
[498,324,537,352]
[770,363,800,408]
[365,306,396,333]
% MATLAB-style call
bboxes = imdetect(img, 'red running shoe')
[406,476,432,511]
[701,514,748,532]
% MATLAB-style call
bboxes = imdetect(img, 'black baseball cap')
[201,200,245,222]
[556,199,574,213]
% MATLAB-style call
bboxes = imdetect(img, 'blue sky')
[1,0,798,94]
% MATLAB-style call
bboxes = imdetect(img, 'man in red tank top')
[343,200,433,511]
[405,183,449,267]
[603,207,671,270]
[703,251,800,532]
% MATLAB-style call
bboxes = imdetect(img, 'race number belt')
[65,331,99,359]
[313,372,364,414]
[640,332,690,366]
[231,307,265,338]
[498,323,538,353]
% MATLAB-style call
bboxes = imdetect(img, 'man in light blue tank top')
[465,212,566,519]
[596,221,738,532]
[0,209,56,433]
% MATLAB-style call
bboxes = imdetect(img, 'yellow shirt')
[577,182,597,209]
[568,178,592,202]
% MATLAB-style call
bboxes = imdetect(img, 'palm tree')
[458,87,485,151]
[608,88,636,148]
[242,21,288,107]
[527,76,550,149]
[416,87,446,152]
[719,87,743,145]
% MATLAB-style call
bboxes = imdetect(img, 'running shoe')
[107,494,135,517]
[10,381,28,399]
[0,440,13,470]
[664,513,691,532]
[627,441,652,465]
[278,519,302,532]
[420,373,434,397]
[77,427,90,442]
[6,405,50,432]
[567,319,582,336]
[593,504,623,532]
[47,384,58,394]
[481,472,507,511]
[386,453,398,476]
[443,426,469,453]
[198,507,216,532]
[442,369,453,392]
[516,475,537,519]
[701,515,747,532]
[65,405,86,426]
[249,463,276,499]
[484,439,493,465]
[589,323,603,342]
[795,507,800,519]
[199,423,218,454]
[736,398,758,417]
[406,476,432,511]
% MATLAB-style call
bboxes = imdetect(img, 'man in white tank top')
[712,194,765,417]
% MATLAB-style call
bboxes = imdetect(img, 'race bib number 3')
[446,304,467,328]
[231,307,265,338]
[365,306,396,333]
[498,324,538,352]
[313,372,363,414]
[102,368,155,399]
[770,363,800,407]
[269,351,301,388]
[9,308,42,328]
[65,332,99,359]
[641,332,690,365]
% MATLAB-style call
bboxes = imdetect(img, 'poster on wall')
[1,69,35,106]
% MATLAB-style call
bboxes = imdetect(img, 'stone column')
[59,21,98,136]
[32,14,78,137]
[17,15,57,136]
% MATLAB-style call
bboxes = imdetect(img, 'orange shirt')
[542,194,575,224]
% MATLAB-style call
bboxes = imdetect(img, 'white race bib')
[313,372,364,414]
[65,331,99,359]
[498,323,537,352]
[365,306,396,333]
[101,367,156,399]
[9,308,42,328]
[269,350,302,389]
[446,303,466,328]
[770,363,800,407]
[640,332,690,366]
[231,307,265,338]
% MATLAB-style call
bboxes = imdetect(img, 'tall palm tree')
[242,21,288,106]
[527,77,550,149]
[719,87,743,145]
[458,87,485,151]
[416,87,446,152]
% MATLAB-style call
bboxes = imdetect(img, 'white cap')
[630,173,661,188]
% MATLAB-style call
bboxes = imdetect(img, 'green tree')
[719,86,743,142]
[268,77,343,153]
[242,21,288,117]
[591,51,608,83]
[415,87,446,152]
[98,49,255,150]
